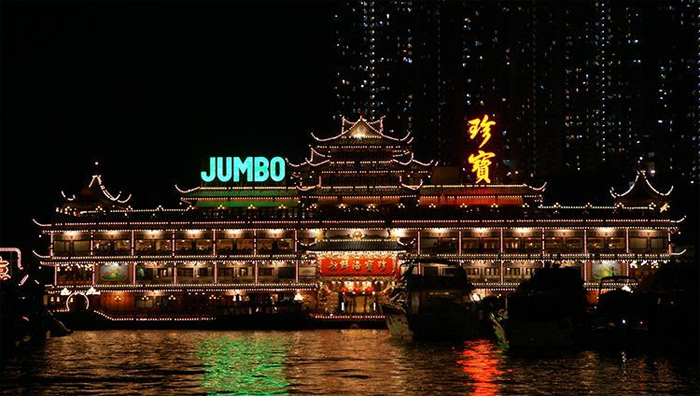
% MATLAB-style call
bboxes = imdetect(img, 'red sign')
[0,257,10,281]
[319,256,395,277]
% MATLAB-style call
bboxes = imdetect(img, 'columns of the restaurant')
[583,229,588,281]
[294,229,299,283]
[458,230,462,255]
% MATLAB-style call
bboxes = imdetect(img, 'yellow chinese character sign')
[468,150,496,184]
[468,115,494,148]
[467,114,497,184]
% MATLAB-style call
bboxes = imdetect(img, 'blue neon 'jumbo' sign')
[201,157,286,183]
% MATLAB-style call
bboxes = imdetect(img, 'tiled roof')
[182,188,298,198]
[421,185,544,196]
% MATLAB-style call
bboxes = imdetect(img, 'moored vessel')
[504,266,590,348]
[381,259,480,340]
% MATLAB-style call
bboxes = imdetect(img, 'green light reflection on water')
[197,333,291,395]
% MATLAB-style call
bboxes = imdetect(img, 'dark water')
[2,330,698,395]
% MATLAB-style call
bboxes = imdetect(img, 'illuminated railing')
[93,309,215,322]
[309,314,385,321]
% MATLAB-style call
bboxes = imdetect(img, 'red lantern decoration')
[364,286,373,294]
[340,286,349,293]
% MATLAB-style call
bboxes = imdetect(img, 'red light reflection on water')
[455,340,503,396]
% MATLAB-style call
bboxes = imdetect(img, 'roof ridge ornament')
[610,169,673,199]
[311,115,411,142]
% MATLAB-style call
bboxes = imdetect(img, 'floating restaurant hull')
[34,116,684,327]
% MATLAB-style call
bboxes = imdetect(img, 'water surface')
[2,330,698,395]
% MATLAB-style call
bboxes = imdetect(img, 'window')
[276,239,294,253]
[545,237,563,251]
[54,241,70,255]
[94,240,112,254]
[177,268,194,277]
[630,237,647,251]
[136,268,154,281]
[278,266,295,279]
[565,238,583,251]
[218,267,234,277]
[482,238,499,251]
[505,267,521,276]
[523,267,537,277]
[155,240,171,253]
[217,239,234,254]
[587,238,604,252]
[136,240,154,252]
[607,237,625,251]
[196,239,213,253]
[113,240,131,253]
[239,267,250,277]
[462,238,479,251]
[484,267,500,276]
[198,267,209,277]
[465,267,480,276]
[524,238,540,252]
[421,238,438,253]
[73,241,90,254]
[236,239,253,253]
[650,238,667,250]
[504,238,520,251]
[175,240,194,253]
[438,238,458,253]
[258,239,274,253]
[259,268,274,277]
[157,268,170,278]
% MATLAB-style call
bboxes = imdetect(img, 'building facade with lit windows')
[36,116,684,325]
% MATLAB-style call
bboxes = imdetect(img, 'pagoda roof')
[60,169,132,210]
[177,186,298,199]
[610,170,672,205]
[177,183,547,201]
[310,116,411,144]
[421,183,547,196]
[308,239,405,252]
[302,186,416,196]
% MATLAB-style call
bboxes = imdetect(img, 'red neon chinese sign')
[319,257,395,277]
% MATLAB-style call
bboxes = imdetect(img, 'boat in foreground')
[381,259,480,341]
[504,266,590,348]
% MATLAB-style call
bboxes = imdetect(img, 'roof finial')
[360,104,365,120]
[94,160,100,175]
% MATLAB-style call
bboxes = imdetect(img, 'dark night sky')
[1,2,337,254]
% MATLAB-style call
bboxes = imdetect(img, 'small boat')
[504,266,590,348]
[591,275,647,348]
[381,259,480,341]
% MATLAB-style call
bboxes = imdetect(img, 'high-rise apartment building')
[331,1,699,184]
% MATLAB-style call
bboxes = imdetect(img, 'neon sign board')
[319,256,395,277]
[467,115,497,184]
[201,156,286,183]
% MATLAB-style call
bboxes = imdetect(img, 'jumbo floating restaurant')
[35,116,684,324]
